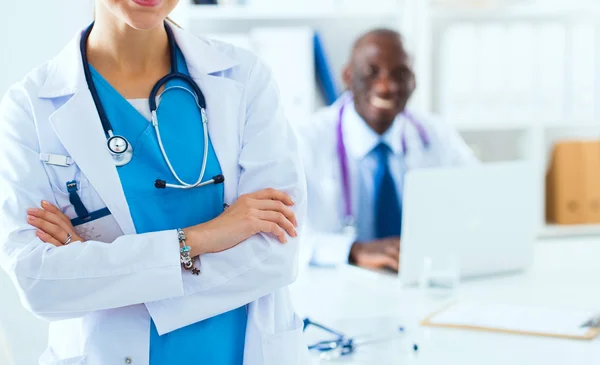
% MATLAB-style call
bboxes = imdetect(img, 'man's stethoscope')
[336,96,430,233]
[80,22,223,190]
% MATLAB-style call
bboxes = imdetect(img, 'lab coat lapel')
[42,26,241,235]
[170,23,239,75]
[172,25,243,204]
[49,91,136,235]
[42,33,136,235]
[193,74,243,205]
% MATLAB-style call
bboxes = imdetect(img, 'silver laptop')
[398,161,537,286]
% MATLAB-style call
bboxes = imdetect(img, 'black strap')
[66,181,89,219]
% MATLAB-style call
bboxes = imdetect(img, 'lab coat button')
[124,356,132,364]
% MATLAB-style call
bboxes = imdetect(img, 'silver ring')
[64,233,73,245]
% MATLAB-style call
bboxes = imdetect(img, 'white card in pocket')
[71,208,124,243]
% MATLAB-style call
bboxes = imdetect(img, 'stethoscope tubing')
[80,21,216,189]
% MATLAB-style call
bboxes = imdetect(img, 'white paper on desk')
[427,301,596,337]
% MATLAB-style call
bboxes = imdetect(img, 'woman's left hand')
[27,201,84,247]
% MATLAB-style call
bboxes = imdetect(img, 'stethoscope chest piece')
[107,135,133,166]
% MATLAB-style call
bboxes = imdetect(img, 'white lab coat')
[0,25,311,365]
[299,96,478,266]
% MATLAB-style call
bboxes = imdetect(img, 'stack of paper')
[439,22,477,119]
[438,21,573,123]
[569,23,596,121]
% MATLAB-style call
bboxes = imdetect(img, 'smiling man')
[299,29,477,272]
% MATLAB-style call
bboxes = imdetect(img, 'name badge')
[40,153,74,167]
[71,208,124,243]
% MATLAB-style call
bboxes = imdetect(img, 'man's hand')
[348,237,400,272]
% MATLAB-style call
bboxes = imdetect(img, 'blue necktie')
[374,142,402,239]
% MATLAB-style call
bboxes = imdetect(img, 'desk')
[2,237,599,364]
[290,237,600,365]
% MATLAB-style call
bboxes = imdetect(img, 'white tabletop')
[2,237,599,365]
[290,237,600,365]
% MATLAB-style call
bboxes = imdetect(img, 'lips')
[132,0,161,7]
[369,95,396,110]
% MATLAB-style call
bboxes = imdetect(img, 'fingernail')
[42,201,52,207]
[293,230,298,237]
[27,208,36,214]
[27,215,35,223]
[36,230,44,236]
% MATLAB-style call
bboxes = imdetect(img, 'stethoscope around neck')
[80,22,223,190]
[336,95,430,232]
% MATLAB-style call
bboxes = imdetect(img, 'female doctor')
[0,1,309,364]
[300,28,477,271]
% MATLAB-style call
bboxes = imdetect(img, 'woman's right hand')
[184,188,298,257]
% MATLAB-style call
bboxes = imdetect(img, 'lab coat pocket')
[42,161,90,215]
[42,161,86,196]
[261,314,310,365]
[41,357,87,365]
[39,347,86,365]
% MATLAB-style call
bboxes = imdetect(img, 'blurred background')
[2,0,600,363]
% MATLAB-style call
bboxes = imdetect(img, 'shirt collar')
[342,101,404,160]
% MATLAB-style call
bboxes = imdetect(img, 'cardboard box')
[546,140,600,225]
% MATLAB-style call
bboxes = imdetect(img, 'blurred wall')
[0,1,93,97]
[0,2,93,364]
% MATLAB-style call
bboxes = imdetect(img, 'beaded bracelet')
[178,229,199,275]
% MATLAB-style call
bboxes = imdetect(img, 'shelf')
[445,118,532,132]
[453,123,531,132]
[446,119,600,132]
[433,3,600,22]
[186,4,399,20]
[544,122,600,130]
[540,223,600,238]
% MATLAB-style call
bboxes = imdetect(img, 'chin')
[124,12,168,30]
[116,0,176,30]
[374,116,397,131]
[369,107,402,124]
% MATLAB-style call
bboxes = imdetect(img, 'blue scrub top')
[90,47,247,365]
